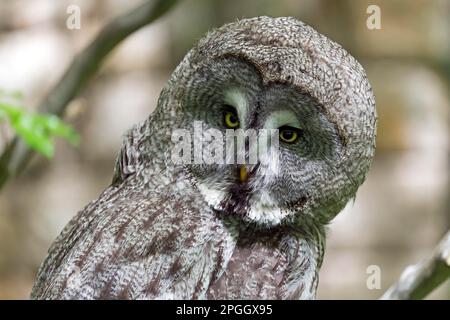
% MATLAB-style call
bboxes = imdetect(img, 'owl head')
[138,17,376,228]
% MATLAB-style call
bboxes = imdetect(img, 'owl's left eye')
[223,106,239,129]
[279,126,302,144]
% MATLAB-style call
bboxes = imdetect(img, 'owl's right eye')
[223,106,239,129]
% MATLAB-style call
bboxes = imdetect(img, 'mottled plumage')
[31,16,376,300]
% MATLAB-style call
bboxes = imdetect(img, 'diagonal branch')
[381,230,450,300]
[0,0,180,190]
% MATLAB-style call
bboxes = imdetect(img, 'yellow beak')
[239,165,248,183]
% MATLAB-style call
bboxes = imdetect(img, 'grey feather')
[31,16,376,300]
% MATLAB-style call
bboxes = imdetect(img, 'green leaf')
[34,114,80,146]
[0,96,79,158]
[10,114,54,158]
[0,103,24,120]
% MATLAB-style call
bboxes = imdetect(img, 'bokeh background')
[0,0,449,299]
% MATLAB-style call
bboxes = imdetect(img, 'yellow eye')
[224,111,239,128]
[279,127,300,143]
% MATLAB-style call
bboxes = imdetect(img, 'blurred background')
[0,0,449,299]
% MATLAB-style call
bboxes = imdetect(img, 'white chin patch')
[197,182,288,227]
[246,192,289,226]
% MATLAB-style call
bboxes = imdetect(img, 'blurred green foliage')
[0,90,79,158]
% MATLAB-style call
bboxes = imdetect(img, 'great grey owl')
[31,16,376,300]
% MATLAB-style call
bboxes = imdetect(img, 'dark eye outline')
[223,105,239,129]
[279,126,302,144]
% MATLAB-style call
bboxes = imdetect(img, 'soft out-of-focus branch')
[0,0,179,190]
[381,231,450,300]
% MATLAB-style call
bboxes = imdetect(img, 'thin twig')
[0,0,179,189]
[381,230,450,300]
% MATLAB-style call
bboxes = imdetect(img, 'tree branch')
[0,0,179,189]
[381,230,450,299]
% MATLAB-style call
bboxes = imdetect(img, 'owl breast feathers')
[31,16,376,300]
